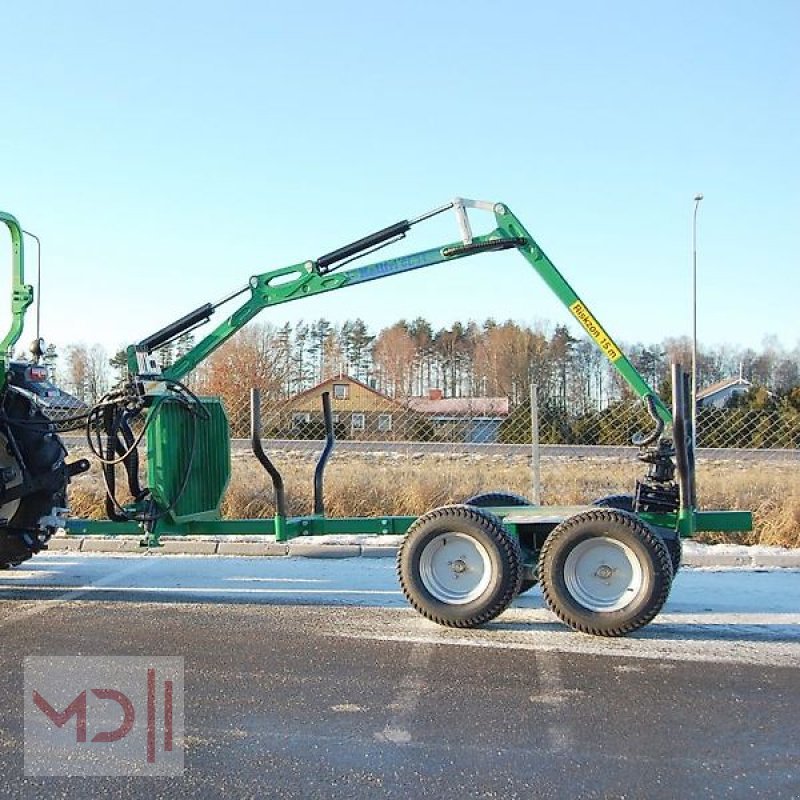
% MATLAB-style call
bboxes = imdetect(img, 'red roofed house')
[281,378,510,443]
[408,388,510,443]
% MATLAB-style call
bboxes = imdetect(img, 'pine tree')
[346,319,373,382]
[109,348,129,386]
[275,322,293,397]
[307,319,332,383]
[293,321,310,393]
[550,324,577,410]
[157,340,175,371]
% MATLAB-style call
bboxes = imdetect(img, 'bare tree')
[64,343,109,403]
[372,323,416,398]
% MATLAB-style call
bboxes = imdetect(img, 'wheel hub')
[419,532,492,605]
[595,564,614,580]
[563,536,644,612]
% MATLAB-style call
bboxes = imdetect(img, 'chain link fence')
[50,379,799,544]
[45,386,800,456]
[217,385,800,455]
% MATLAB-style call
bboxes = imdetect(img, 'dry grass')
[65,447,800,548]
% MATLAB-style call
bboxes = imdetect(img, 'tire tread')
[397,504,521,628]
[540,509,672,637]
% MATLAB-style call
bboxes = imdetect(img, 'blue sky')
[1,1,797,360]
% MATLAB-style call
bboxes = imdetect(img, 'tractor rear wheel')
[539,509,673,637]
[0,390,68,569]
[397,505,521,628]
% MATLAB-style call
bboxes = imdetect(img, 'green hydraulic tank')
[146,396,231,523]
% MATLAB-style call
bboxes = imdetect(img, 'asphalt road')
[1,555,799,799]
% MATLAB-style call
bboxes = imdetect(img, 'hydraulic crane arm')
[130,199,671,425]
[494,205,672,424]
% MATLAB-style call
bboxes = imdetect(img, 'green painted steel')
[65,514,417,543]
[146,396,231,523]
[284,515,416,537]
[155,238,502,384]
[493,206,673,424]
[634,509,752,537]
[692,509,753,533]
[66,519,143,535]
[66,506,750,545]
[501,505,751,538]
[145,202,669,428]
[0,212,34,386]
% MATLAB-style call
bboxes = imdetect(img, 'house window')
[292,412,311,428]
[351,413,365,431]
[331,413,340,424]
[333,383,349,400]
[377,413,392,432]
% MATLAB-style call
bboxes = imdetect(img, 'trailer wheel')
[593,494,682,575]
[592,494,635,511]
[463,491,538,595]
[665,536,682,574]
[540,509,673,637]
[397,505,521,628]
[464,491,532,509]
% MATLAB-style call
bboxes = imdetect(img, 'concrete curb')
[45,535,800,568]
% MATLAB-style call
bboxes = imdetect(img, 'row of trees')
[29,318,799,447]
[43,318,799,412]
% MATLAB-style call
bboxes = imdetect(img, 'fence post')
[530,383,541,504]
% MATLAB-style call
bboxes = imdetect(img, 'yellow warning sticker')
[570,300,622,362]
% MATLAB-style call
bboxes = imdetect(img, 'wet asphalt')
[0,556,798,799]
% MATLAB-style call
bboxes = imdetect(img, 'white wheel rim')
[419,532,492,605]
[563,537,643,612]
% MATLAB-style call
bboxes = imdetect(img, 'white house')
[696,377,752,409]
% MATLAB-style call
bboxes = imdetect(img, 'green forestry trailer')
[0,199,752,636]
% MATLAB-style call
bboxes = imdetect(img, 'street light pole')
[691,193,703,453]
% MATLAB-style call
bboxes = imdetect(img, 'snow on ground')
[1,553,798,667]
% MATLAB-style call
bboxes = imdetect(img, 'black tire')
[539,509,673,637]
[0,550,33,569]
[464,491,532,508]
[397,505,521,628]
[0,389,68,568]
[664,536,682,576]
[593,494,635,511]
